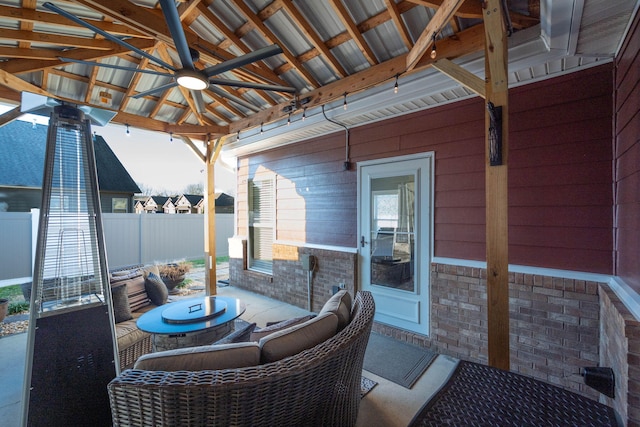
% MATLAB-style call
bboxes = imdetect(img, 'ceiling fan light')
[176,70,208,90]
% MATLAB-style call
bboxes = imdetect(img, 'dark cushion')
[111,283,132,323]
[214,322,257,345]
[111,271,149,312]
[259,312,338,363]
[145,272,168,305]
[134,342,261,371]
[250,315,315,341]
[319,290,352,331]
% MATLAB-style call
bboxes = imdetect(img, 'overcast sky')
[0,103,236,196]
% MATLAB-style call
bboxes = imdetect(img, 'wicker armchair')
[107,291,374,427]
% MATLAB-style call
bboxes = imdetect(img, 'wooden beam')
[483,0,510,371]
[0,69,52,97]
[0,106,23,128]
[204,136,226,295]
[165,123,227,137]
[432,58,485,98]
[385,0,414,51]
[0,4,148,37]
[278,0,348,78]
[406,0,466,71]
[329,0,378,66]
[404,0,483,18]
[180,135,206,163]
[230,24,486,133]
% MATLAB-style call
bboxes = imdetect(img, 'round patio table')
[137,296,246,351]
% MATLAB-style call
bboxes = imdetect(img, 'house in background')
[0,120,140,212]
[134,193,232,214]
[139,195,175,214]
[175,194,204,214]
[214,193,234,214]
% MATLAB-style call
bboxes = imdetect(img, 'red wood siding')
[237,64,613,274]
[615,9,640,292]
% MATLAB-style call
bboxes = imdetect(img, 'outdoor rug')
[360,376,377,399]
[408,361,621,427]
[363,333,437,389]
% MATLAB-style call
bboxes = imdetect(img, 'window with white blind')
[248,177,275,273]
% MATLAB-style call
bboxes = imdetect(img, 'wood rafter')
[0,0,540,139]
[385,0,414,51]
[407,0,466,71]
[230,23,486,133]
[329,0,378,66]
[278,0,348,78]
[225,0,319,88]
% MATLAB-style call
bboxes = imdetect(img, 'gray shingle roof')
[0,120,140,193]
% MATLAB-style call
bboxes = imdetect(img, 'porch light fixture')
[302,106,307,121]
[169,132,173,142]
[260,122,264,134]
[343,92,348,110]
[176,69,208,90]
[125,123,130,136]
[394,74,399,94]
[287,112,291,126]
[237,130,240,141]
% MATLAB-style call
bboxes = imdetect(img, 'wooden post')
[204,136,225,296]
[483,0,510,370]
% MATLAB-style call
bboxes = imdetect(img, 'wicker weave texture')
[119,334,153,370]
[108,291,375,427]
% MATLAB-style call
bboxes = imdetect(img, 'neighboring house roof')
[215,193,234,207]
[149,196,172,207]
[177,194,204,207]
[0,120,140,194]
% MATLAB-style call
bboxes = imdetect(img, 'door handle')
[361,236,367,247]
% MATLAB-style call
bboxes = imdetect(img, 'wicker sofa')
[107,291,375,427]
[109,265,158,370]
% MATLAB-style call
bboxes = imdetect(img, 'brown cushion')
[111,283,132,323]
[113,273,149,312]
[116,319,150,350]
[319,290,352,331]
[250,315,315,341]
[259,312,338,364]
[142,264,160,279]
[134,342,260,371]
[215,322,257,344]
[145,272,168,305]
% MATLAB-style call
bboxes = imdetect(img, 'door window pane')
[370,175,415,292]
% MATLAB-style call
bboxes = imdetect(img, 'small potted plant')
[158,262,192,293]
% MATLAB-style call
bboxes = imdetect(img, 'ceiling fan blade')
[59,57,173,77]
[158,0,196,70]
[208,78,296,94]
[202,45,283,77]
[192,90,206,114]
[42,2,176,72]
[209,86,261,113]
[132,82,179,99]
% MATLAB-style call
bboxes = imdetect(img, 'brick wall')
[229,238,357,312]
[373,262,604,400]
[600,286,640,426]
[231,249,638,424]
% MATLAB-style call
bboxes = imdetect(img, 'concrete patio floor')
[0,266,455,426]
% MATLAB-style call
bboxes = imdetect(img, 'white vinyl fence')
[0,210,234,284]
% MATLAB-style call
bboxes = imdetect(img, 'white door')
[358,154,432,335]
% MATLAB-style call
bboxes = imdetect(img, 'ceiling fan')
[42,1,296,114]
